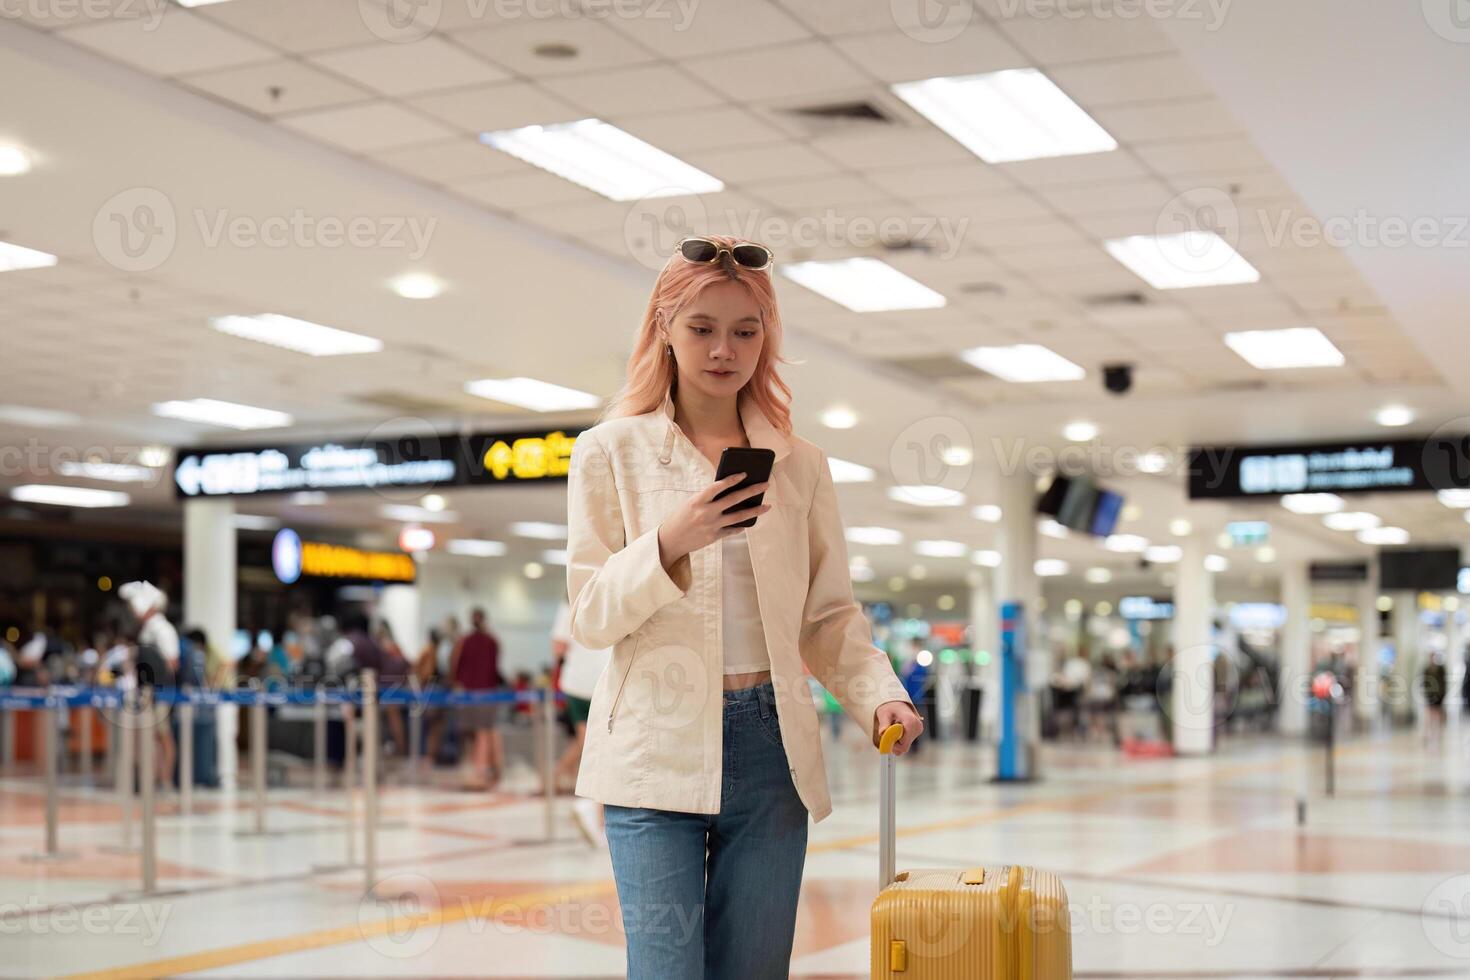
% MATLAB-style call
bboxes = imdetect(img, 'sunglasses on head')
[676,237,774,272]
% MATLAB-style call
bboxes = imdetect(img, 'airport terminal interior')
[3,1,1470,977]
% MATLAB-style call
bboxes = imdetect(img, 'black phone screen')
[713,447,776,529]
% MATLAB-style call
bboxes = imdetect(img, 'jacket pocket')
[605,635,643,734]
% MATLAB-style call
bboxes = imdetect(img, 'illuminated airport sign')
[1188,436,1470,499]
[1119,596,1174,620]
[272,528,415,584]
[175,427,583,498]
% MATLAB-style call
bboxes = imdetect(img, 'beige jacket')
[566,389,912,823]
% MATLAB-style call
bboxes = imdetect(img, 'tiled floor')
[3,721,1470,979]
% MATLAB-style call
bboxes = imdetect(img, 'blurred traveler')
[551,600,610,846]
[451,607,507,790]
[120,580,178,790]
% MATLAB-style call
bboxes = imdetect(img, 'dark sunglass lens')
[680,240,719,263]
[731,244,770,268]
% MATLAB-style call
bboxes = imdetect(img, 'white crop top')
[721,530,771,675]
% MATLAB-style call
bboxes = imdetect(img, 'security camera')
[1103,363,1133,396]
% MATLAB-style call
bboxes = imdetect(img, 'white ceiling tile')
[407,81,584,133]
[999,243,1113,273]
[693,41,871,101]
[603,0,810,58]
[308,37,509,96]
[616,105,790,152]
[59,10,277,75]
[540,63,726,116]
[962,217,1091,250]
[830,22,1029,83]
[375,137,534,183]
[1049,54,1212,108]
[911,191,1054,225]
[1035,177,1175,217]
[278,101,458,152]
[179,59,370,116]
[810,124,978,170]
[773,0,945,36]
[1091,99,1245,143]
[865,161,1013,199]
[682,141,842,184]
[988,5,1175,64]
[996,150,1149,187]
[1131,136,1274,176]
[192,0,389,54]
[453,16,658,76]
[743,174,891,210]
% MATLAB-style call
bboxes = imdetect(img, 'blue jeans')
[604,680,809,980]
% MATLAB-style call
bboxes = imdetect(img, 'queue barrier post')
[138,687,158,895]
[541,687,556,842]
[344,687,358,868]
[179,698,194,817]
[363,671,379,894]
[22,690,70,863]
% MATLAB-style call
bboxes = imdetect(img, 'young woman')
[565,235,923,979]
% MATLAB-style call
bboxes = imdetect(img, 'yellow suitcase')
[870,725,1073,979]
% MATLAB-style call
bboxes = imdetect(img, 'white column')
[968,569,995,734]
[1171,531,1215,754]
[991,471,1040,734]
[1447,604,1465,740]
[1392,594,1419,726]
[1278,560,1312,736]
[1355,571,1380,723]
[376,584,421,662]
[184,498,237,788]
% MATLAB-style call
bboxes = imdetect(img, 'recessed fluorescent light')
[1035,559,1069,577]
[210,314,383,357]
[828,457,876,483]
[399,526,436,552]
[915,539,967,558]
[289,491,328,505]
[480,118,723,202]
[55,461,154,483]
[11,485,129,508]
[1375,405,1414,428]
[940,445,973,466]
[1438,490,1470,508]
[541,548,569,565]
[1063,420,1097,442]
[420,493,448,512]
[1224,327,1344,370]
[233,514,280,531]
[959,344,1084,383]
[0,145,32,177]
[510,521,567,540]
[1204,554,1229,573]
[1084,567,1112,584]
[381,503,458,524]
[1169,518,1192,537]
[0,405,81,428]
[1281,493,1344,515]
[448,538,507,557]
[1145,545,1182,564]
[973,504,1002,523]
[1104,534,1149,553]
[0,240,58,272]
[888,485,965,507]
[138,445,170,468]
[391,273,442,300]
[1040,519,1069,539]
[1104,232,1261,289]
[891,68,1117,163]
[780,257,946,313]
[1324,511,1380,531]
[465,377,601,412]
[820,406,858,429]
[152,398,293,430]
[972,549,1002,567]
[1358,526,1410,545]
[847,526,903,546]
[1254,546,1276,562]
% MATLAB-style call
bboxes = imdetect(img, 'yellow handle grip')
[878,723,905,755]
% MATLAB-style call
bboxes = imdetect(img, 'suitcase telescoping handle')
[878,722,904,891]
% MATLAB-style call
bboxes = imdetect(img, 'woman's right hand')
[658,473,771,567]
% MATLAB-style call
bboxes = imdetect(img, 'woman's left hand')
[874,700,923,756]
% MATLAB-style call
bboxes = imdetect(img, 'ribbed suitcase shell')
[870,865,1072,979]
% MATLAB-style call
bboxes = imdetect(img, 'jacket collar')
[656,388,791,466]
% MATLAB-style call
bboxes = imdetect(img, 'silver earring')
[666,344,673,358]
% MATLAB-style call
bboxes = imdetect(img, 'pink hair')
[601,235,794,436]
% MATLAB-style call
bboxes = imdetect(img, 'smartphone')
[713,447,776,529]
